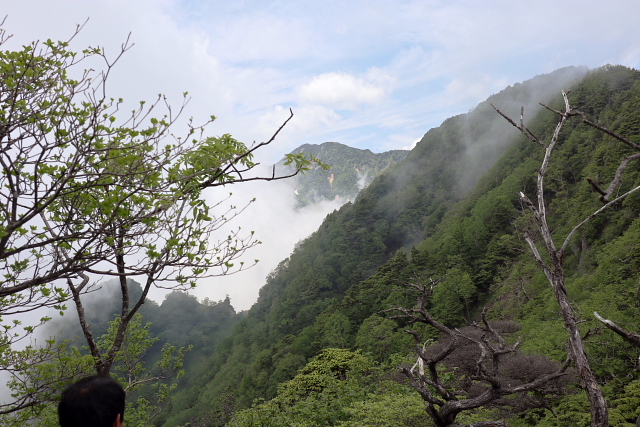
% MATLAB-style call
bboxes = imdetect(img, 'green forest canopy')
[7,64,640,427]
[146,65,640,426]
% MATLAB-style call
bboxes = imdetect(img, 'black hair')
[58,375,125,427]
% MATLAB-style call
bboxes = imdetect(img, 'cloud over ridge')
[299,69,394,111]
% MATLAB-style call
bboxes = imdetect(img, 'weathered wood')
[491,90,638,427]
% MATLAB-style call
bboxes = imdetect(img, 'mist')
[146,164,348,312]
[455,66,590,196]
[0,67,594,404]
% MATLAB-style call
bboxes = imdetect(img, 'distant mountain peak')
[278,142,409,207]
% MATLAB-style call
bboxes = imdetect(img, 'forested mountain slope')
[48,282,243,376]
[218,65,640,426]
[279,142,409,206]
[156,66,605,426]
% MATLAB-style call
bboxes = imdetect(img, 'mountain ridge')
[157,65,608,425]
[278,141,410,206]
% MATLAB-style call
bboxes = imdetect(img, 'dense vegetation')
[149,65,632,426]
[278,142,409,206]
[42,64,640,426]
[0,25,324,427]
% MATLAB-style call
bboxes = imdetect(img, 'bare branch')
[594,312,640,347]
[561,184,640,253]
[494,90,628,427]
[490,104,546,147]
[390,278,572,427]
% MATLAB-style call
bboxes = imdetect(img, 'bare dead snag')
[385,279,570,427]
[492,90,640,427]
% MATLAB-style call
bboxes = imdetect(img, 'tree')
[0,314,188,427]
[318,311,352,349]
[228,348,379,427]
[0,22,322,415]
[386,277,571,427]
[355,315,410,362]
[492,90,640,427]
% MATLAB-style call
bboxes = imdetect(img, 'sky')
[3,0,640,311]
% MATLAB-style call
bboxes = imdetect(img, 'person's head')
[58,375,125,427]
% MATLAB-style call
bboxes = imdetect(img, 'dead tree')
[386,278,570,427]
[492,91,640,427]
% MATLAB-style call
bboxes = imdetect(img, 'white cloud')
[404,138,421,151]
[145,173,346,311]
[5,0,640,312]
[298,70,394,111]
[198,11,317,63]
[254,104,342,156]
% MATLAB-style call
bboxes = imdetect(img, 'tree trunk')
[551,271,608,427]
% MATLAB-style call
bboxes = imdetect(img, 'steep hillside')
[47,281,243,375]
[278,141,409,206]
[217,65,640,426]
[157,66,600,426]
